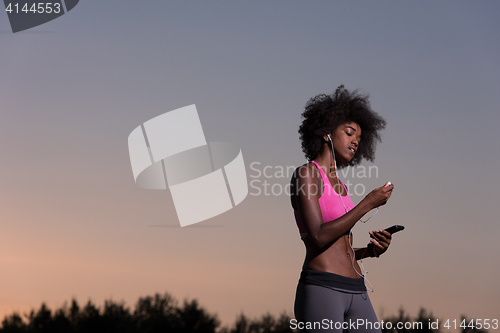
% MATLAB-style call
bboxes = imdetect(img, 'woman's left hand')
[369,229,392,256]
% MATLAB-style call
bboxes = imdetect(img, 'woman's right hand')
[362,182,394,210]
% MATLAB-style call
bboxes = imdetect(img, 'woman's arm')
[354,229,393,259]
[294,164,394,249]
[354,247,371,260]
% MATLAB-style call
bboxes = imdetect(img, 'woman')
[291,85,394,333]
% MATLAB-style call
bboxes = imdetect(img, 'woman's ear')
[323,134,331,142]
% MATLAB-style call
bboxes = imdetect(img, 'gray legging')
[294,283,382,333]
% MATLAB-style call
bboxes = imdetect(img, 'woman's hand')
[369,229,392,257]
[362,183,394,210]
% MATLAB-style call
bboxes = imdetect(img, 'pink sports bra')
[294,160,355,239]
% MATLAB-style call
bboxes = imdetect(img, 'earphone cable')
[328,136,374,292]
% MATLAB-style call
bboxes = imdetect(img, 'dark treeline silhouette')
[219,313,293,333]
[0,293,489,333]
[1,293,219,333]
[382,307,488,333]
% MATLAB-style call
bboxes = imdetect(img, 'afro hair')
[298,85,386,168]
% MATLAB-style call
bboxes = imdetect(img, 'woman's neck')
[315,143,337,178]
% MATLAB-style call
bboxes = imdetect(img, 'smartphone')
[384,225,405,234]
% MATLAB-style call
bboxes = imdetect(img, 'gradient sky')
[1,1,499,329]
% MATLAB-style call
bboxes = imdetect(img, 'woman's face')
[329,122,361,163]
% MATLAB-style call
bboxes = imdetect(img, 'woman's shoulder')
[291,161,322,186]
[291,161,312,177]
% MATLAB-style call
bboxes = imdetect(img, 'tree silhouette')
[460,316,487,333]
[26,303,56,333]
[177,299,219,333]
[222,312,296,333]
[227,313,249,333]
[0,293,221,333]
[382,307,439,333]
[380,308,491,333]
[134,292,181,332]
[1,312,26,333]
[0,294,491,333]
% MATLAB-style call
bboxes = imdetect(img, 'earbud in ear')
[327,134,332,141]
